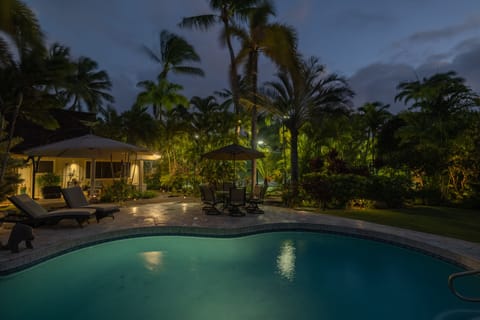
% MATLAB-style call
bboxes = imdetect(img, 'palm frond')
[178,14,218,30]
[173,66,205,77]
[0,38,14,66]
[141,44,161,64]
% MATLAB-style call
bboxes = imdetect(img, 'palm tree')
[135,78,189,120]
[394,71,479,198]
[179,0,263,134]
[232,0,298,191]
[137,30,200,120]
[358,101,391,171]
[0,0,48,184]
[0,0,44,64]
[95,105,123,141]
[395,71,479,144]
[395,72,478,164]
[142,30,204,80]
[43,43,76,103]
[158,105,192,175]
[95,104,159,148]
[265,56,353,199]
[190,96,221,133]
[190,95,236,145]
[64,56,114,113]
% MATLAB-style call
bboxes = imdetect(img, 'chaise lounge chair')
[61,186,120,222]
[6,194,95,227]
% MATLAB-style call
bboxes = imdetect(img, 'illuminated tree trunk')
[290,126,299,200]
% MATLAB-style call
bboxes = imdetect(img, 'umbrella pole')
[90,158,96,200]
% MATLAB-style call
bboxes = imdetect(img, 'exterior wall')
[130,161,147,191]
[16,156,147,198]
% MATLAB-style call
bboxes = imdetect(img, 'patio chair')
[6,194,95,228]
[222,181,235,192]
[228,187,246,216]
[246,183,268,214]
[199,184,222,215]
[61,186,119,222]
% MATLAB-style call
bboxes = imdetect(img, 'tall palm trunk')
[222,14,241,137]
[290,126,299,200]
[69,95,79,111]
[249,51,259,192]
[371,131,376,171]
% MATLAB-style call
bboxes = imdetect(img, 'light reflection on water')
[276,239,296,281]
[139,251,165,271]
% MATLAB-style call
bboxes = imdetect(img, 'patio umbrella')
[24,134,149,158]
[202,143,264,184]
[24,134,150,197]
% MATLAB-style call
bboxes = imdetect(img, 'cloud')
[281,0,312,24]
[334,8,394,30]
[349,36,480,114]
[417,37,480,93]
[407,15,480,43]
[109,73,139,111]
[24,0,480,117]
[349,63,416,113]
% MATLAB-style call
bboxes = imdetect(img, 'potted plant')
[38,172,62,199]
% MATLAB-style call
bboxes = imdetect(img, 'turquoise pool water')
[1,232,479,319]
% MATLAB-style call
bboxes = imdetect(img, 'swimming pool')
[1,231,479,319]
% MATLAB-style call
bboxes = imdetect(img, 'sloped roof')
[11,109,96,154]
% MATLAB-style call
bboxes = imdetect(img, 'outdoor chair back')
[222,181,235,192]
[200,184,221,215]
[61,186,89,207]
[9,194,48,219]
[7,194,95,227]
[61,186,120,222]
[246,183,268,214]
[228,187,246,216]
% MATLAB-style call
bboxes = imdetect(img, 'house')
[11,109,156,199]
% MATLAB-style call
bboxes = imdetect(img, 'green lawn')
[304,206,480,243]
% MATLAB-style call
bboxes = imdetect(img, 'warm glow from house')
[66,162,80,183]
[276,239,296,281]
[139,251,165,271]
[130,207,138,215]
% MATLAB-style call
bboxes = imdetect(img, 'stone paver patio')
[1,195,479,275]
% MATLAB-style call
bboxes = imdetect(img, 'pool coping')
[1,220,479,276]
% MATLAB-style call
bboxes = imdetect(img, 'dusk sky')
[24,0,480,113]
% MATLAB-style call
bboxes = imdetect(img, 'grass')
[304,205,480,243]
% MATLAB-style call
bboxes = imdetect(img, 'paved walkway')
[1,195,479,275]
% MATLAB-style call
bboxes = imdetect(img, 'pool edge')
[1,222,478,276]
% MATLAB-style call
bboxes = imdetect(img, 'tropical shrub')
[366,175,413,208]
[101,180,134,202]
[38,172,62,199]
[160,172,190,193]
[302,172,412,209]
[145,171,162,190]
[0,143,25,201]
[303,173,368,209]
[37,172,61,187]
[328,174,369,208]
[302,173,332,209]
